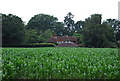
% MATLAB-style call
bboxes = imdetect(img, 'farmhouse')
[48,36,78,47]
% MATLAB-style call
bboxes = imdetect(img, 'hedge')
[2,43,56,47]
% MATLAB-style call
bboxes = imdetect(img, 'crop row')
[2,48,120,79]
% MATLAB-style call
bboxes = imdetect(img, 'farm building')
[48,36,78,47]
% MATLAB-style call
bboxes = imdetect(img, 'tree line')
[2,12,120,47]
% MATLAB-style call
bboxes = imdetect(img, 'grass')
[2,47,120,79]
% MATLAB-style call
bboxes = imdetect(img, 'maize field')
[1,47,120,79]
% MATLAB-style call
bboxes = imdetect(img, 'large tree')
[2,14,25,46]
[82,14,117,48]
[64,12,75,36]
[27,14,58,31]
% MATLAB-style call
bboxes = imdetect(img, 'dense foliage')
[26,14,63,43]
[82,14,117,48]
[2,13,120,48]
[2,14,25,46]
[24,29,54,43]
[27,14,58,31]
[2,48,119,79]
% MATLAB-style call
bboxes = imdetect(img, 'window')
[57,41,61,43]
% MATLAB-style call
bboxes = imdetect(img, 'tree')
[2,14,25,46]
[75,21,84,33]
[73,33,83,44]
[42,29,54,42]
[64,12,75,36]
[105,19,120,41]
[82,14,117,48]
[53,22,64,36]
[82,14,101,47]
[27,14,58,31]
[24,29,39,43]
[24,29,54,43]
[26,14,58,43]
[101,22,117,47]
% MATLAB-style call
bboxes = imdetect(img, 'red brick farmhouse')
[48,36,79,47]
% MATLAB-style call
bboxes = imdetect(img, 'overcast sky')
[0,0,119,24]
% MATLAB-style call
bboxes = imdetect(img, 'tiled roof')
[48,36,77,42]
